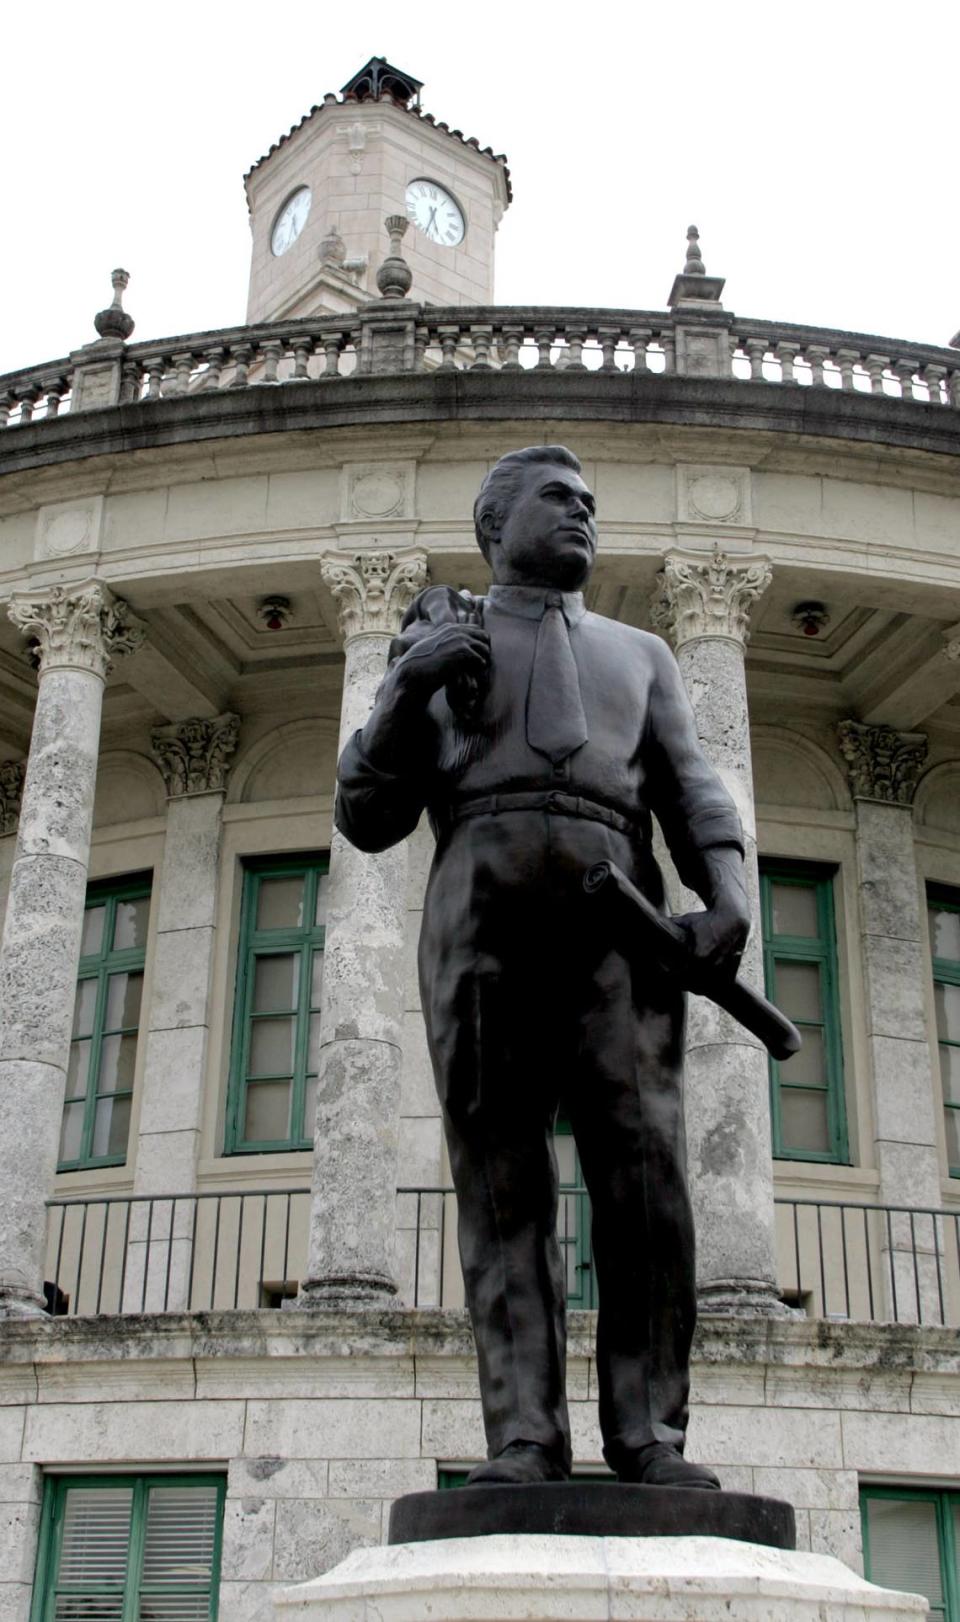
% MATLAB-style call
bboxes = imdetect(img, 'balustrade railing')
[43,1188,960,1327]
[3,307,959,431]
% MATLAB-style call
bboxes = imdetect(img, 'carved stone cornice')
[321,549,428,643]
[7,580,144,679]
[0,759,26,836]
[837,720,928,806]
[150,713,240,798]
[650,547,772,650]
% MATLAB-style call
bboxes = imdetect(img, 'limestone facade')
[1,349,960,1617]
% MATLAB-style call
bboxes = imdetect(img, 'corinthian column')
[651,547,783,1316]
[837,720,940,1319]
[123,714,240,1311]
[298,549,428,1307]
[0,582,143,1316]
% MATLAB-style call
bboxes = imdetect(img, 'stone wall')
[1,1311,958,1620]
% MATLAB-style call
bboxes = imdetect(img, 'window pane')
[315,871,329,928]
[56,1603,125,1622]
[779,1086,829,1154]
[940,1045,960,1106]
[302,1073,317,1140]
[778,1027,825,1087]
[256,875,304,931]
[98,1033,139,1091]
[66,1040,91,1101]
[113,895,150,951]
[58,1485,133,1582]
[137,1600,210,1622]
[253,953,299,1012]
[929,905,960,964]
[775,961,822,1023]
[72,979,97,1039]
[80,905,106,958]
[105,971,143,1031]
[865,1497,945,1614]
[307,1013,321,1073]
[934,982,960,1043]
[93,1094,131,1159]
[59,1101,85,1163]
[311,950,324,1007]
[945,1106,960,1170]
[244,1080,291,1141]
[554,1135,577,1184]
[249,1017,295,1076]
[771,882,819,937]
[141,1484,219,1580]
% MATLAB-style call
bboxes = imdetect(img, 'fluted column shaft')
[652,548,782,1315]
[300,550,427,1306]
[0,583,143,1316]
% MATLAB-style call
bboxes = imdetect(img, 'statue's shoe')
[612,1442,721,1491]
[466,1442,570,1486]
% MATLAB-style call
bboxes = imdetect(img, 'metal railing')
[43,1188,960,1326]
[4,305,960,430]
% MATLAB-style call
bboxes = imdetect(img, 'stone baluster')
[807,344,830,387]
[894,360,916,401]
[598,326,620,372]
[122,714,240,1311]
[292,338,313,380]
[836,720,942,1321]
[0,583,144,1317]
[437,326,460,369]
[469,325,493,370]
[230,343,253,389]
[201,346,225,391]
[260,339,283,384]
[777,341,800,384]
[652,548,783,1316]
[320,332,343,377]
[924,363,947,405]
[629,327,651,371]
[172,352,194,394]
[534,325,555,369]
[298,549,428,1307]
[498,325,524,370]
[745,339,767,381]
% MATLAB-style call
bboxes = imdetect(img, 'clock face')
[405,179,465,247]
[271,186,312,257]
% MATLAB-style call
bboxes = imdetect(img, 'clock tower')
[244,57,511,323]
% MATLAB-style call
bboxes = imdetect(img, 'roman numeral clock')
[243,56,511,323]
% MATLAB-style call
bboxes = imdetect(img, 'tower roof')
[340,56,422,107]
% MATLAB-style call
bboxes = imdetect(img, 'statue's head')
[473,446,597,591]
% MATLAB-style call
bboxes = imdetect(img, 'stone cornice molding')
[321,549,428,642]
[0,759,26,836]
[7,580,144,679]
[651,547,772,650]
[837,719,928,806]
[150,712,240,798]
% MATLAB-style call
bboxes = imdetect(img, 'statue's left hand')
[672,898,750,980]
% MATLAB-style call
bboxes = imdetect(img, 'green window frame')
[928,885,960,1178]
[554,1115,597,1309]
[225,854,329,1154]
[60,874,152,1172]
[31,1472,225,1622]
[862,1485,960,1621]
[759,860,848,1164]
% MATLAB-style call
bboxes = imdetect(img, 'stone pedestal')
[0,583,143,1317]
[275,1534,927,1621]
[652,549,782,1316]
[298,550,427,1307]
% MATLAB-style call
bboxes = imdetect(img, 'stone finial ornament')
[684,225,706,277]
[94,269,135,341]
[321,549,428,641]
[0,759,26,836]
[837,719,928,805]
[651,547,772,650]
[151,713,240,797]
[376,216,413,300]
[8,582,144,679]
[320,226,347,266]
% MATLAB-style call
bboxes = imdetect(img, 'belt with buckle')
[444,790,642,838]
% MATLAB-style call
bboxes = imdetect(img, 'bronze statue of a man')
[335,446,750,1489]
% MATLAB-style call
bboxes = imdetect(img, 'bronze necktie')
[526,591,589,765]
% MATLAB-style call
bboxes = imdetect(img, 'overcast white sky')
[2,0,956,374]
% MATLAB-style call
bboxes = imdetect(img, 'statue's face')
[487,464,597,589]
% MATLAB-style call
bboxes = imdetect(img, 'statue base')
[388,1482,795,1548]
[274,1533,928,1621]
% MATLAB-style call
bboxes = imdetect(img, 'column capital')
[150,712,240,798]
[651,547,772,650]
[0,759,26,836]
[838,719,928,805]
[321,549,428,643]
[8,580,144,679]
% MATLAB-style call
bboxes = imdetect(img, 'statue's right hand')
[395,623,490,698]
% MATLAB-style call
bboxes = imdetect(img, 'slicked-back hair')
[473,445,582,562]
